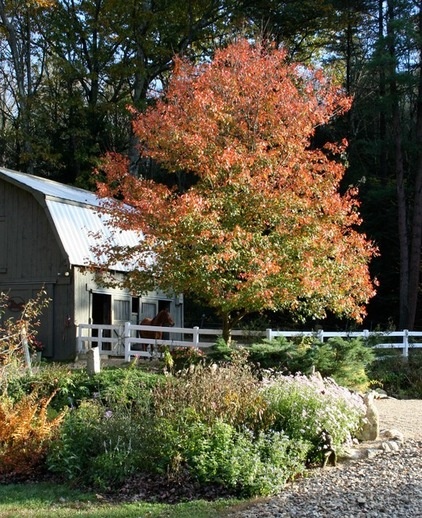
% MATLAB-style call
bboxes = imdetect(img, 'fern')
[0,390,66,477]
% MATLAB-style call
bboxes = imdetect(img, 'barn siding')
[0,179,70,357]
[0,182,66,281]
[51,280,75,360]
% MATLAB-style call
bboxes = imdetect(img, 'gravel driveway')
[375,398,422,440]
[225,398,422,518]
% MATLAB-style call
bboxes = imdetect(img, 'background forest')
[1,0,421,331]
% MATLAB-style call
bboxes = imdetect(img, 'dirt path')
[375,398,422,440]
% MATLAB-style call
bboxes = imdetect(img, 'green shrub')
[309,337,374,391]
[206,338,235,362]
[44,366,164,490]
[92,366,162,410]
[41,351,370,497]
[170,346,206,371]
[247,336,374,391]
[6,365,93,410]
[89,408,149,490]
[262,373,366,465]
[248,336,313,372]
[6,363,161,411]
[144,410,308,497]
[47,400,103,482]
[47,400,147,489]
[183,420,308,497]
[144,355,312,496]
[368,349,422,398]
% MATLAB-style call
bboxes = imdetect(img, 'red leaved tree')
[95,39,377,341]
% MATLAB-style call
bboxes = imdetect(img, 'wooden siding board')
[0,180,6,272]
[1,183,65,280]
[0,215,6,273]
[51,281,76,360]
[0,178,71,358]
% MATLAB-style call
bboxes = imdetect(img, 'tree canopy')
[95,40,377,339]
[2,1,420,331]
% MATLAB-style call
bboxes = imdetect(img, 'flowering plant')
[262,372,366,464]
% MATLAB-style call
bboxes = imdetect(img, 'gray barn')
[0,167,183,360]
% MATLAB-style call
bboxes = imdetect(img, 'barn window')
[114,299,130,321]
[141,302,157,320]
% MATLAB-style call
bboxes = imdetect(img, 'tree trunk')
[221,313,232,345]
[407,5,422,329]
[0,1,35,173]
[378,0,388,179]
[221,309,248,345]
[395,114,410,328]
[128,44,148,177]
[387,0,410,329]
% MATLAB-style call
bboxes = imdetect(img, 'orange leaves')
[96,152,176,234]
[96,39,377,328]
[132,40,352,190]
[0,390,66,477]
[26,0,55,7]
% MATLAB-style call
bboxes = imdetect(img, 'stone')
[386,440,400,452]
[380,429,405,443]
[373,388,388,398]
[367,448,382,459]
[86,346,101,374]
[356,392,379,441]
[339,447,366,460]
[381,441,391,452]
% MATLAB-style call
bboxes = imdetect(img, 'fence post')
[97,327,102,353]
[266,328,272,340]
[124,322,131,362]
[317,329,324,343]
[20,323,32,375]
[87,346,101,374]
[403,329,409,358]
[193,326,199,347]
[76,325,82,353]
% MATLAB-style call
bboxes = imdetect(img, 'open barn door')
[92,293,111,326]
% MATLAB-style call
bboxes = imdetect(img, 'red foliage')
[95,40,377,336]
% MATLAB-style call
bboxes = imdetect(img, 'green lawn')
[0,482,243,517]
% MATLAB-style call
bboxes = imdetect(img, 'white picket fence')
[76,323,422,360]
[267,328,422,358]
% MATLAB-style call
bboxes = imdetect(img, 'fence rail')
[76,324,422,360]
[76,323,266,361]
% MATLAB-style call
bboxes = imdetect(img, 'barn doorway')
[92,293,111,325]
[91,293,111,345]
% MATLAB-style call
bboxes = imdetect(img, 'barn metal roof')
[0,167,142,271]
[0,167,101,206]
